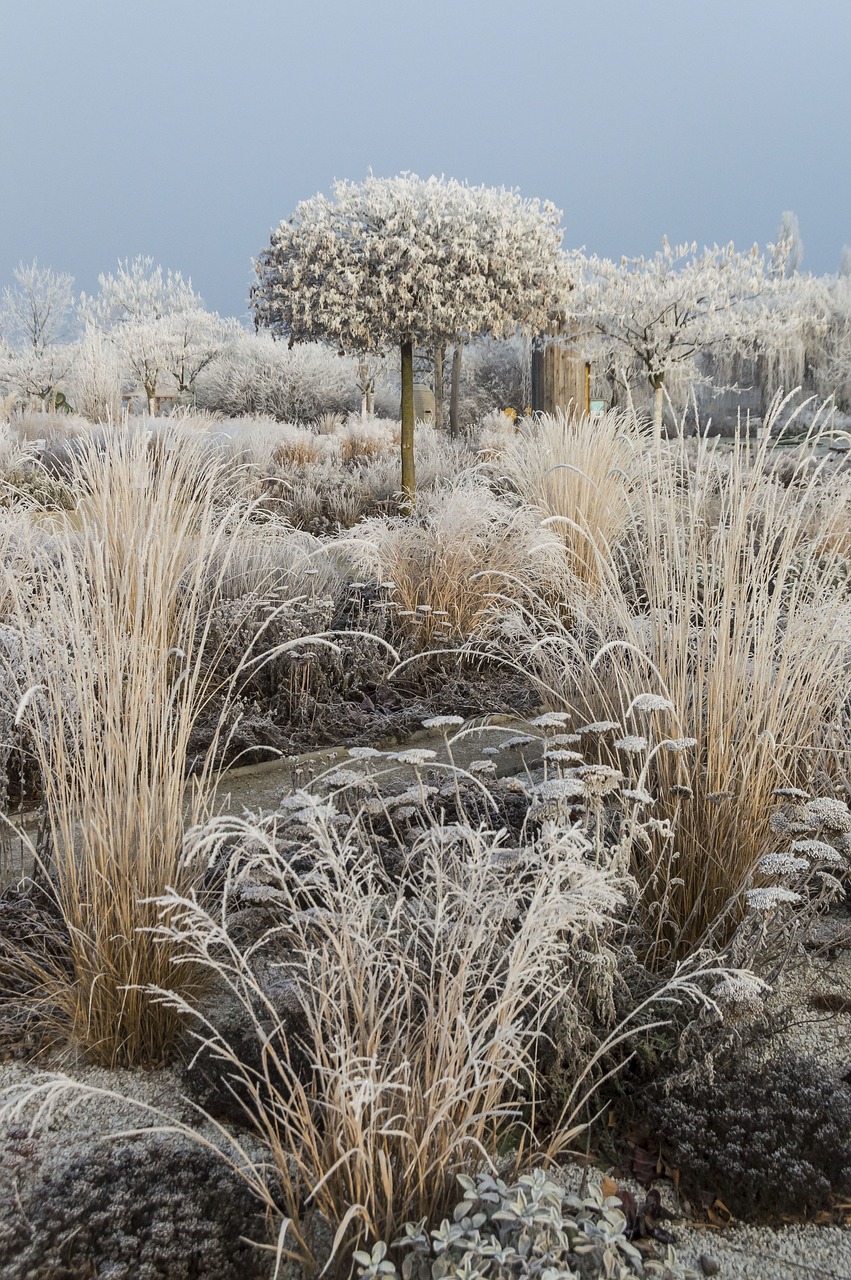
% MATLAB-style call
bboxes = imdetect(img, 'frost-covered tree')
[155,309,239,397]
[82,255,200,328]
[0,261,78,409]
[83,257,231,411]
[1,260,77,351]
[801,270,851,409]
[771,211,804,278]
[571,239,775,434]
[253,173,569,500]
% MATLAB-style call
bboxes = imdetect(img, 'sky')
[2,0,850,321]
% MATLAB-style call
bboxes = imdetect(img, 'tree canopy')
[253,173,570,500]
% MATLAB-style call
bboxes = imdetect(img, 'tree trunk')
[358,361,375,419]
[400,338,415,507]
[652,376,664,439]
[433,344,445,433]
[449,342,463,439]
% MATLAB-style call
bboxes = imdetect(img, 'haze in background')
[2,0,848,319]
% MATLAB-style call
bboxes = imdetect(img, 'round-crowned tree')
[252,173,569,502]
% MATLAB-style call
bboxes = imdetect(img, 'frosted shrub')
[639,1054,851,1220]
[358,1171,695,1280]
[194,332,361,422]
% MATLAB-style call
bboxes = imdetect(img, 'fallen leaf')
[706,1198,733,1226]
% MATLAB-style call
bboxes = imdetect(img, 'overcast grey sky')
[2,0,849,320]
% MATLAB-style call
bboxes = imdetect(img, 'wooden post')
[433,343,445,432]
[400,339,415,506]
[530,324,589,417]
[449,342,462,438]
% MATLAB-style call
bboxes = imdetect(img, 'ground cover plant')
[633,1053,851,1220]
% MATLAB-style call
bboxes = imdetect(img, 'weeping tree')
[253,173,569,503]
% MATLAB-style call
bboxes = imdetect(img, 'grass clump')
[498,408,646,588]
[149,789,632,1269]
[346,478,567,651]
[495,400,851,963]
[0,430,303,1066]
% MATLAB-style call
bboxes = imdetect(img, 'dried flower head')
[421,715,464,729]
[804,797,851,833]
[543,748,584,764]
[711,971,769,1021]
[664,737,698,752]
[623,786,655,805]
[790,838,846,865]
[613,734,648,753]
[577,764,623,798]
[770,811,793,835]
[746,886,802,910]
[628,693,675,715]
[530,711,571,728]
[577,720,621,736]
[392,749,438,766]
[534,777,586,802]
[386,784,438,808]
[325,769,365,788]
[757,853,809,876]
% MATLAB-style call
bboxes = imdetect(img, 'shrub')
[195,332,361,423]
[356,1170,681,1280]
[637,1054,851,1219]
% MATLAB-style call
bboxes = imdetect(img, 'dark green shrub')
[638,1054,851,1219]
